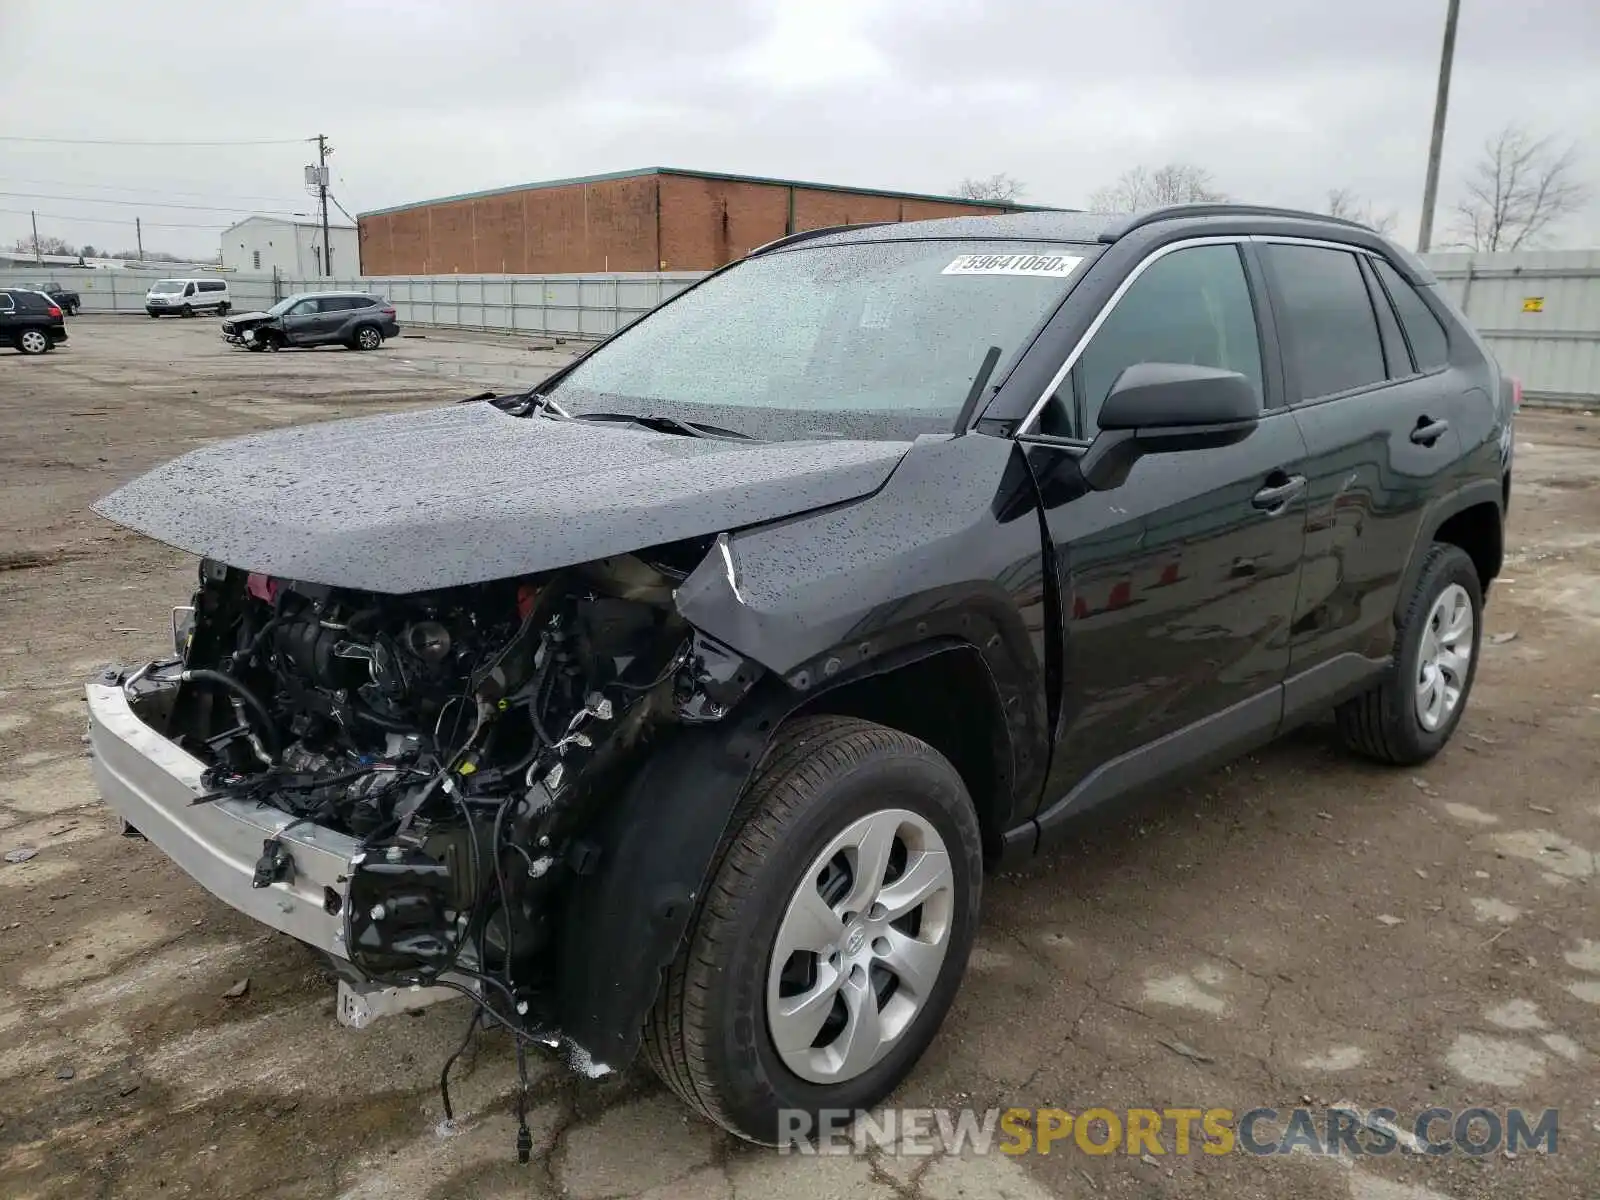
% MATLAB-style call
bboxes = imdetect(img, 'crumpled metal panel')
[94,402,911,593]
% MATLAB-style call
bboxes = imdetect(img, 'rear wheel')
[643,715,983,1144]
[1338,543,1482,765]
[218,302,231,316]
[352,324,382,351]
[17,329,50,355]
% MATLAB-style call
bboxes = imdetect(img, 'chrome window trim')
[1017,235,1246,437]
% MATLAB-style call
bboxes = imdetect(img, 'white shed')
[221,216,359,277]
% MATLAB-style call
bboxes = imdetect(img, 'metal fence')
[1422,250,1600,408]
[6,252,1596,405]
[272,273,707,339]
[0,266,276,314]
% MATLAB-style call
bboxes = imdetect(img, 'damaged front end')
[88,539,767,1106]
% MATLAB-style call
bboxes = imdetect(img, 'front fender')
[674,433,1053,825]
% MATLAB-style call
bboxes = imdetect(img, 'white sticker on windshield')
[942,253,1083,277]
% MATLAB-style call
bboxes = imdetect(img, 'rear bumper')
[85,678,355,958]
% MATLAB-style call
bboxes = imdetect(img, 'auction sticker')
[942,253,1083,277]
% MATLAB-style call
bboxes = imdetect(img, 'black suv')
[221,291,399,351]
[88,206,1511,1149]
[1,288,69,354]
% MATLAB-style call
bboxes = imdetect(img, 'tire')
[351,324,382,351]
[148,311,160,319]
[219,303,231,316]
[16,329,50,356]
[642,715,983,1145]
[1337,543,1482,765]
[181,304,194,318]
[245,338,266,352]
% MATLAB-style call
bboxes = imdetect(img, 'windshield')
[151,280,186,293]
[266,295,302,316]
[547,239,1093,441]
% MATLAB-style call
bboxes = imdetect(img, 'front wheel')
[180,304,194,318]
[643,715,983,1144]
[1338,543,1483,764]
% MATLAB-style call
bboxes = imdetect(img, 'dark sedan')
[221,292,399,351]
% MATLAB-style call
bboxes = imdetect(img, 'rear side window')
[1071,244,1263,432]
[352,296,378,308]
[15,292,48,312]
[1265,244,1387,401]
[1372,259,1450,372]
[199,280,225,293]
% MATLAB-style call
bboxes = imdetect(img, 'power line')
[0,134,309,147]
[0,176,310,205]
[0,206,231,230]
[0,191,307,216]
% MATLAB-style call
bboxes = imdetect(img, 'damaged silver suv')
[88,207,1512,1151]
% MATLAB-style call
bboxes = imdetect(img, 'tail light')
[47,304,62,319]
[381,306,396,316]
[1510,377,1523,410]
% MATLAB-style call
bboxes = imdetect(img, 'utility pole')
[30,210,42,264]
[1417,0,1461,253]
[317,134,332,276]
[135,216,144,262]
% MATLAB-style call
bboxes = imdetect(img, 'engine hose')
[180,669,282,759]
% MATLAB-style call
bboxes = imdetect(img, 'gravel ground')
[1,316,1597,1200]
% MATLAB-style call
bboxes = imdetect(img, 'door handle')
[1410,416,1450,446]
[1252,475,1307,514]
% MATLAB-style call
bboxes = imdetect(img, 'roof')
[357,166,1052,220]
[222,215,357,234]
[787,203,1401,250]
[792,210,1105,247]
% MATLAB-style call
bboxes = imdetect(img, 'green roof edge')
[356,167,1053,219]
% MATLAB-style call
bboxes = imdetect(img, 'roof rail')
[1097,204,1375,244]
[749,222,893,256]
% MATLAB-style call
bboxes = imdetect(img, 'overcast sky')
[1,0,1596,260]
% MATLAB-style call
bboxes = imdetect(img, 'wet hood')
[94,402,911,593]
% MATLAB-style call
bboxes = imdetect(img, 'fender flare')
[1394,478,1504,621]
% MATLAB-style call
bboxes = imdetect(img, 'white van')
[145,278,232,318]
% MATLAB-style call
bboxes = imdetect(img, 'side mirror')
[1080,362,1260,491]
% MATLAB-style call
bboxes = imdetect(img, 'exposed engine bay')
[126,542,744,1153]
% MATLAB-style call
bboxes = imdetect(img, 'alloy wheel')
[766,807,954,1084]
[19,330,48,354]
[1416,582,1473,731]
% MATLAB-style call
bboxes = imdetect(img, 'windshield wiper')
[470,387,572,420]
[572,412,754,440]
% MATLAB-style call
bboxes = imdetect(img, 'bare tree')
[1452,126,1589,251]
[1325,187,1398,235]
[1088,163,1227,213]
[954,174,1026,203]
[12,233,75,257]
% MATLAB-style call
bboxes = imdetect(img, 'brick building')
[356,167,1035,275]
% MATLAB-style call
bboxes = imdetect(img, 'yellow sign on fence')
[1522,296,1545,313]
